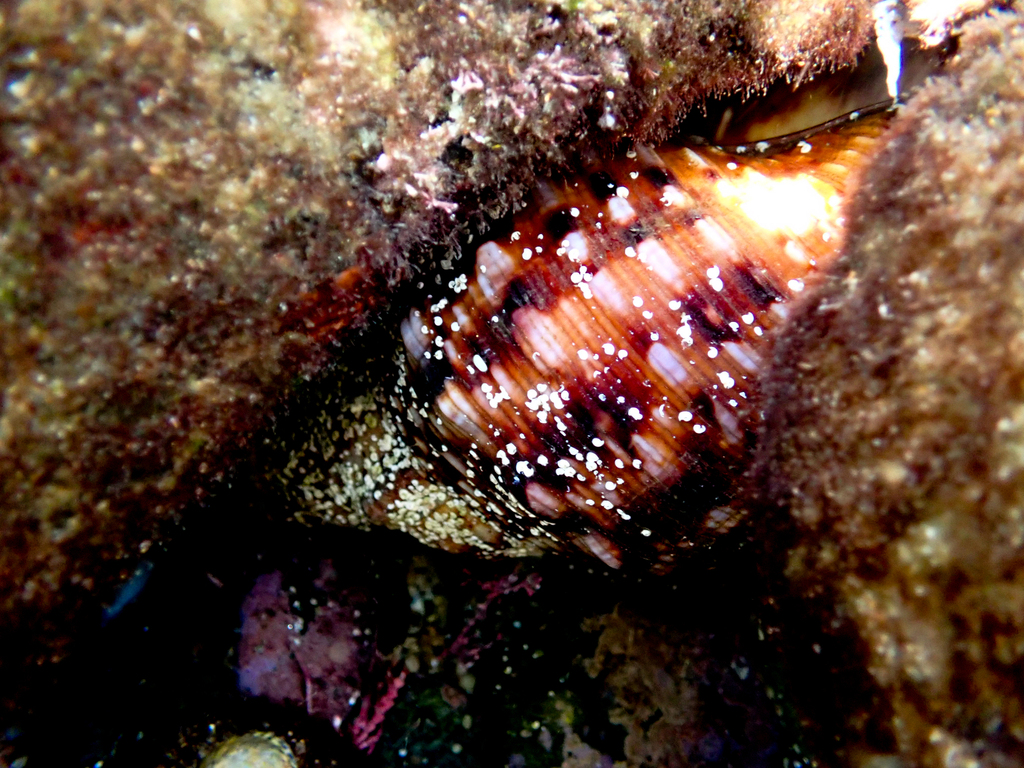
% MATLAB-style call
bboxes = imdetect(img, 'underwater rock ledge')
[753,10,1024,768]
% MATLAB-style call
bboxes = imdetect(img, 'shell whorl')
[285,112,889,568]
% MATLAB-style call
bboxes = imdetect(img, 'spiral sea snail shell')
[281,108,890,569]
[200,732,297,768]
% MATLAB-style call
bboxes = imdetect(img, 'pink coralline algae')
[237,555,549,754]
[238,564,396,741]
[443,570,543,666]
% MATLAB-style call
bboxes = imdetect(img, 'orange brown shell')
[283,112,889,569]
[395,114,888,567]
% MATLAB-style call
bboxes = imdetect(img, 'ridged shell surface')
[286,114,888,569]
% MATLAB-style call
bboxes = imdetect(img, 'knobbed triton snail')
[276,33,941,570]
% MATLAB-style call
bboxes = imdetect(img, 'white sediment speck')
[707,266,724,292]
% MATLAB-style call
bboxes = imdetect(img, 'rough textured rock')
[0,0,880,679]
[753,11,1024,768]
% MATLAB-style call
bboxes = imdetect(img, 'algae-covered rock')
[754,11,1024,767]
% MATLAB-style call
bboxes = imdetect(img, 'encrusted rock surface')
[583,604,784,768]
[754,11,1024,768]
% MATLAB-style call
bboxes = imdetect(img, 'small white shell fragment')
[201,732,297,768]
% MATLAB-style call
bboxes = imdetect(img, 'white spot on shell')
[722,341,760,373]
[637,239,683,289]
[694,219,737,257]
[562,232,589,263]
[581,533,622,569]
[590,268,631,316]
[475,241,516,304]
[608,196,636,224]
[526,483,565,517]
[647,343,690,387]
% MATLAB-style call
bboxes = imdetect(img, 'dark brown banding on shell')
[393,113,890,568]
